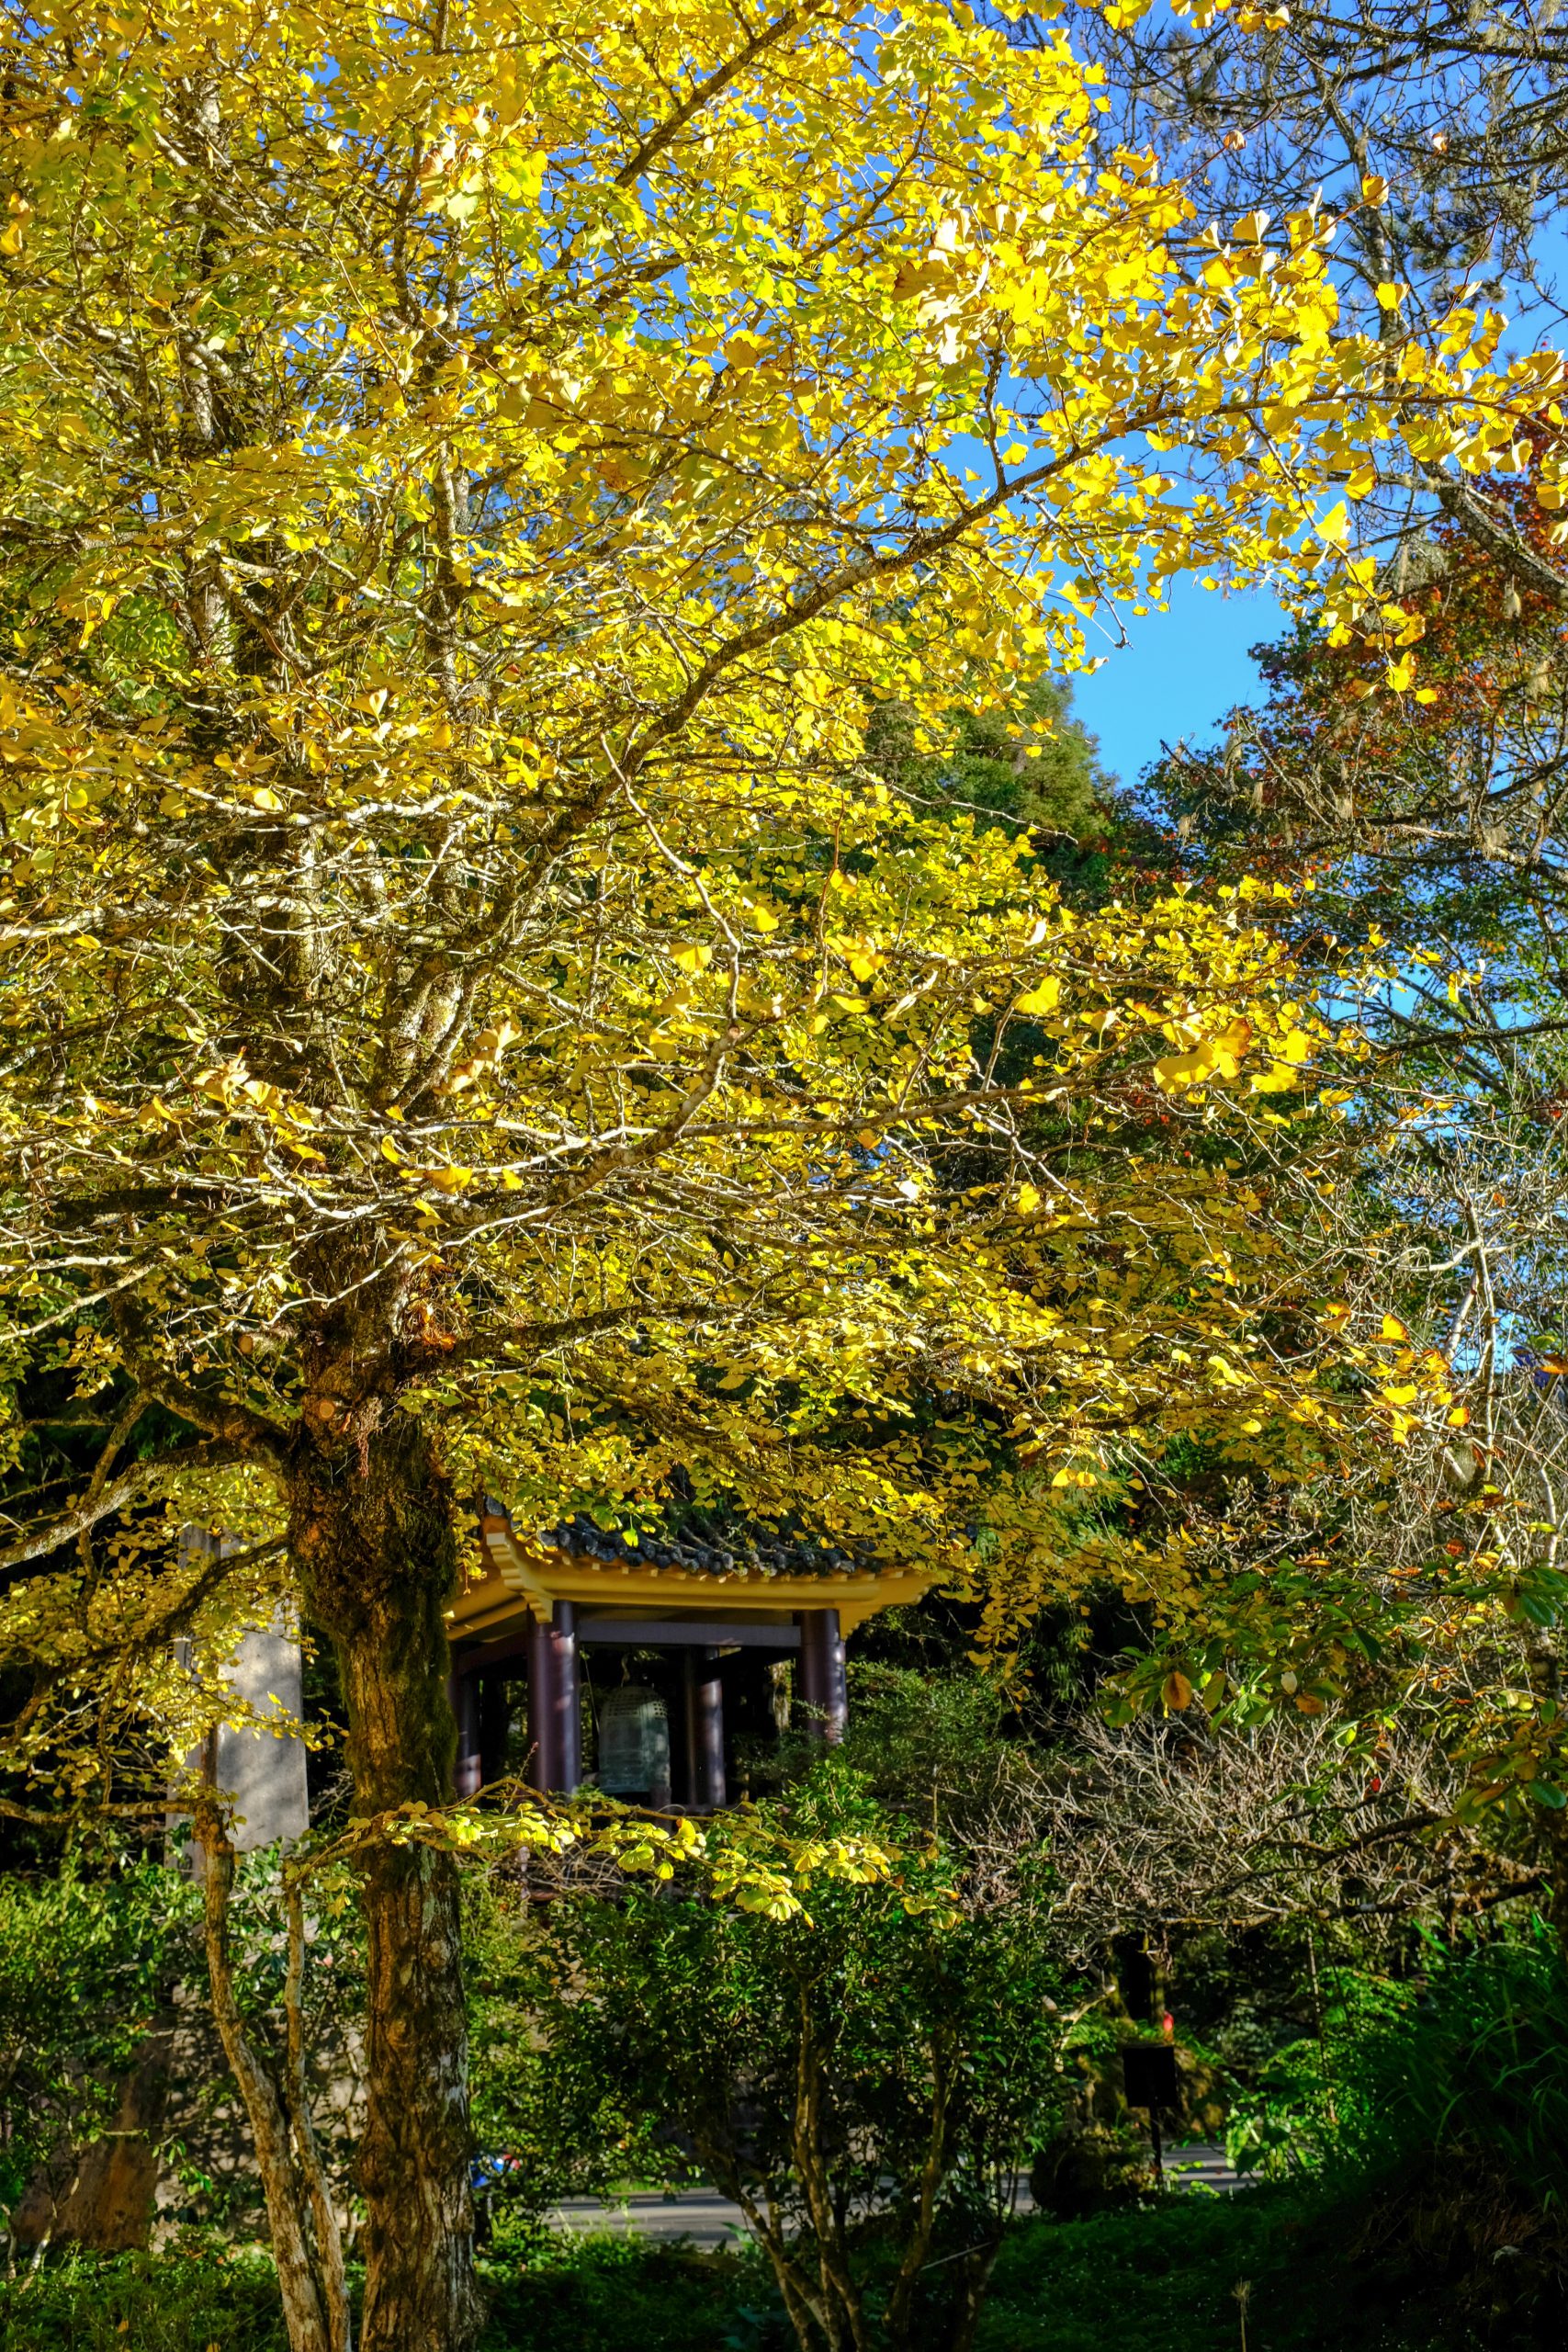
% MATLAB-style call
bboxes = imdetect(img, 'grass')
[0,2180,1558,2350]
[981,2193,1438,2352]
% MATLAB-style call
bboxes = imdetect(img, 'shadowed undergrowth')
[1,2180,1561,2352]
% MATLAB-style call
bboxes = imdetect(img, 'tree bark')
[1525,1637,1568,1965]
[944,2243,1002,2352]
[883,2034,951,2347]
[195,1798,333,2352]
[291,1407,481,2352]
[284,1876,353,2352]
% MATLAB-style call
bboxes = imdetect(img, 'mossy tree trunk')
[292,1402,481,2352]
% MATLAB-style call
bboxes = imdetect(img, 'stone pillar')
[210,1623,310,1849]
[526,1601,579,1792]
[453,1670,482,1799]
[683,1649,727,1810]
[797,1607,847,1744]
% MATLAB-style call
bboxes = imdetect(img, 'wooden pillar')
[558,1600,581,1793]
[453,1669,482,1798]
[683,1649,727,1810]
[525,1611,552,1790]
[479,1674,512,1787]
[797,1607,847,1743]
[526,1601,579,1792]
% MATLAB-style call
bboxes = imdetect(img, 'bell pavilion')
[447,1500,935,1807]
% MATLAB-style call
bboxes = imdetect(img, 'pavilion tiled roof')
[460,1499,937,1643]
[509,1502,865,1582]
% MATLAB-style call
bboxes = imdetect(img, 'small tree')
[512,1758,1063,2352]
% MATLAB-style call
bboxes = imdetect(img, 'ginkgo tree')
[0,0,1552,2343]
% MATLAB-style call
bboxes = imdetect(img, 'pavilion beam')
[455,1619,802,1679]
[580,1618,801,1650]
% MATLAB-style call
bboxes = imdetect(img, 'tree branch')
[0,1439,252,1576]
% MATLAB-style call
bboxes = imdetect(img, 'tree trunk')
[1526,1637,1568,1963]
[789,2012,867,2352]
[291,1408,481,2352]
[944,2244,1002,2352]
[883,2037,951,2348]
[195,1798,334,2352]
[283,1876,353,2352]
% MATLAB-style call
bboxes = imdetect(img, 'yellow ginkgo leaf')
[1013,978,1061,1014]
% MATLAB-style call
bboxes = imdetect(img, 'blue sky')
[1068,577,1288,795]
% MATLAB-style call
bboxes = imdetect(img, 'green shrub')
[495,1754,1068,2352]
[0,2250,288,2351]
[0,1866,200,2211]
[976,2191,1488,2352]
[1330,1922,1568,2206]
[477,2240,770,2352]
[1225,1922,1568,2206]
[0,2184,1550,2352]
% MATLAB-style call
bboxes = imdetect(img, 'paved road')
[1161,2143,1241,2196]
[542,2146,1241,2247]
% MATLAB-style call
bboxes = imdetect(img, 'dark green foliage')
[862,677,1154,909]
[866,678,1111,839]
[1224,1927,1568,2206]
[0,2251,288,2352]
[1329,1927,1568,2206]
[4,2185,1553,2352]
[0,1850,374,2237]
[976,2189,1535,2352]
[480,1752,1066,2349]
[1213,1931,1568,2342]
[463,1867,671,2245]
[0,2245,749,2352]
[476,2242,761,2352]
[0,1865,200,2209]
